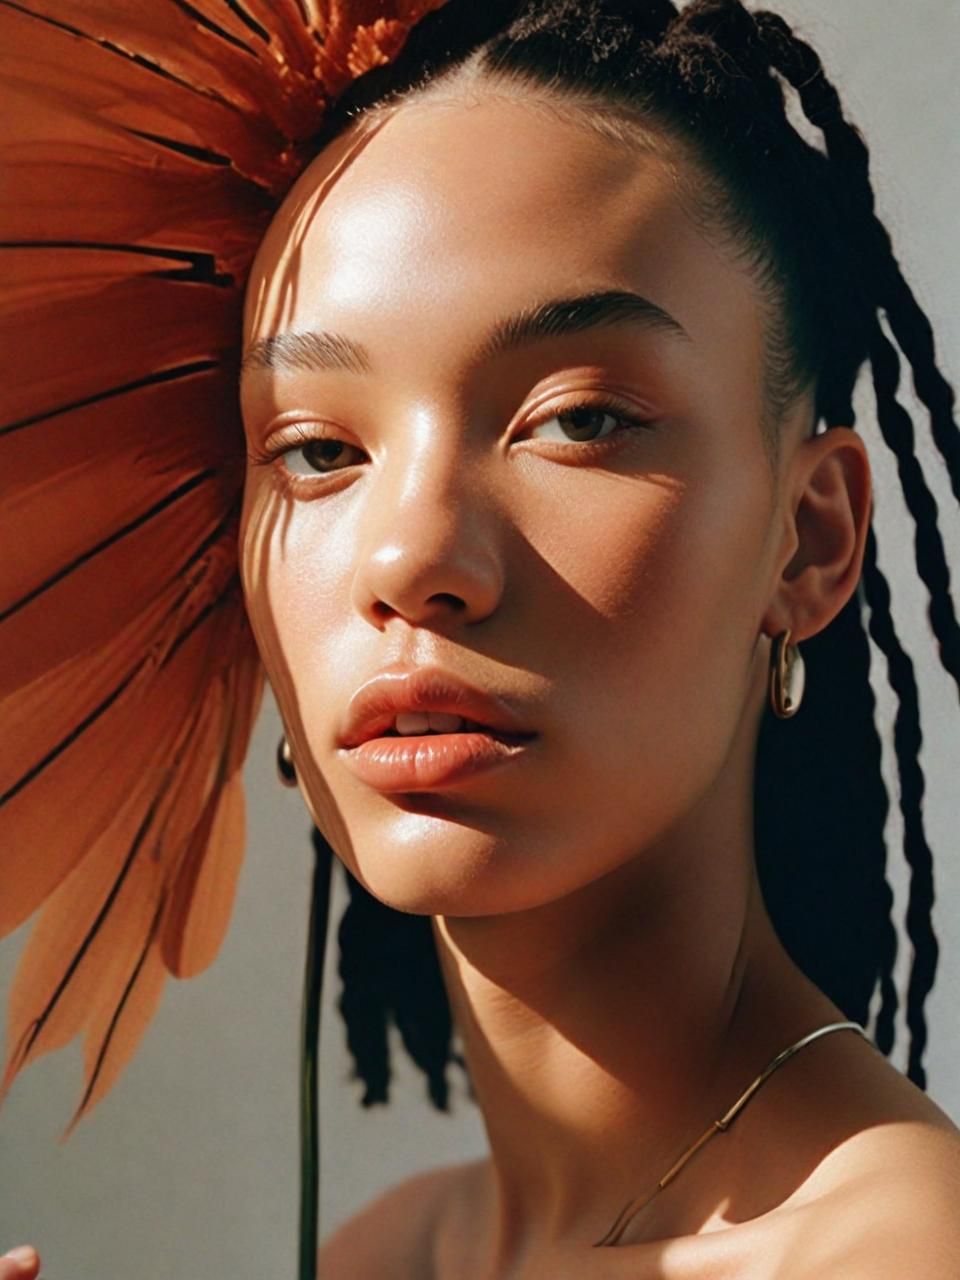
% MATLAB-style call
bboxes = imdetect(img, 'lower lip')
[339,731,534,792]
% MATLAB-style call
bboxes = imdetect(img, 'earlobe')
[768,425,872,643]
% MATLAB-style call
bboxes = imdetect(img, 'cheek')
[550,466,764,678]
[239,479,290,684]
[241,484,339,685]
[542,468,769,826]
[239,478,365,856]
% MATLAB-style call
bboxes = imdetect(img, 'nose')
[349,416,505,630]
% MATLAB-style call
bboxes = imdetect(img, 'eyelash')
[255,396,656,495]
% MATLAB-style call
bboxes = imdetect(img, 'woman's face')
[239,90,801,916]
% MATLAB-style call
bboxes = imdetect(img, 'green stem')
[299,830,334,1280]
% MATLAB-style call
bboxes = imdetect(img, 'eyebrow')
[240,288,690,376]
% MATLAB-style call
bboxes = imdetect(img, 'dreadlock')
[308,0,957,1107]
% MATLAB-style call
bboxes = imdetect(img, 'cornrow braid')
[318,0,957,1107]
[753,10,960,501]
[675,0,953,1092]
[865,320,960,694]
[733,3,955,1088]
[859,527,938,1086]
[336,858,453,1109]
[753,8,960,693]
[752,589,899,1053]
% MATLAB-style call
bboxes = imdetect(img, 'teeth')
[427,712,468,733]
[394,711,467,735]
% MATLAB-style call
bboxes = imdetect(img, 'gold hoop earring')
[277,734,298,787]
[769,628,806,719]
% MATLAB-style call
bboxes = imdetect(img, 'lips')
[337,666,537,791]
[338,664,535,750]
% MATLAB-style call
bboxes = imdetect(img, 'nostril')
[369,593,467,625]
[428,592,466,611]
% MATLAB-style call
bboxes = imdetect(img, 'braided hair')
[306,0,957,1108]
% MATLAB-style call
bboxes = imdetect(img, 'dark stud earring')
[277,734,298,787]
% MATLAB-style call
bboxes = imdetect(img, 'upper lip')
[338,664,536,748]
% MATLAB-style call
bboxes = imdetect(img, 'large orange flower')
[0,0,449,1139]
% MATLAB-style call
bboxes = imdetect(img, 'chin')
[337,795,653,922]
[338,799,566,919]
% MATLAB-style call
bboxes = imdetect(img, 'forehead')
[244,93,763,385]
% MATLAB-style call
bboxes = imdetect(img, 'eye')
[523,398,654,447]
[265,394,654,486]
[279,427,365,477]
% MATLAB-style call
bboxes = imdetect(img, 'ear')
[761,426,872,643]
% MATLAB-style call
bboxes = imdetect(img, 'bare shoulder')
[778,1117,960,1279]
[317,1159,476,1280]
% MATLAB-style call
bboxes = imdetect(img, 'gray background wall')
[1,1,958,1275]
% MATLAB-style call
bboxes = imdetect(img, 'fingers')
[0,1246,40,1279]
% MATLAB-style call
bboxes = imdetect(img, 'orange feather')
[0,0,448,1134]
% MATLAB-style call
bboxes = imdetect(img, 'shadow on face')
[236,87,825,920]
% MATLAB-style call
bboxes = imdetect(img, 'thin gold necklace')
[593,1020,872,1248]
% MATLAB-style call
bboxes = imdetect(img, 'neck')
[432,759,838,1262]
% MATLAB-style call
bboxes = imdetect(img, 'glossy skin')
[239,88,960,1277]
[241,90,829,918]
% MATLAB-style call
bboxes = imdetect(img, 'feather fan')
[0,0,447,1137]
